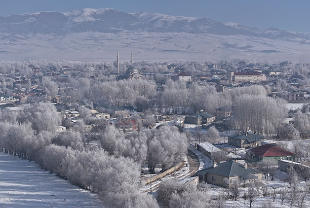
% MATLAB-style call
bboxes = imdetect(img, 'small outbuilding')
[197,142,222,159]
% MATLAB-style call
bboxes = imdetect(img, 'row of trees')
[233,94,288,135]
[100,125,188,173]
[1,59,310,77]
[0,102,190,207]
[0,103,160,208]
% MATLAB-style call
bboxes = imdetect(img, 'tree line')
[0,102,190,207]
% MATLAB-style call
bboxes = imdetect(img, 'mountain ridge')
[0,8,309,62]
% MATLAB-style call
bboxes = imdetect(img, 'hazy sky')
[1,0,310,32]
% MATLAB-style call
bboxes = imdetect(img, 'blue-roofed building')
[228,132,264,148]
[196,160,262,188]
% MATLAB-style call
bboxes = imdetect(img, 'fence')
[143,161,185,185]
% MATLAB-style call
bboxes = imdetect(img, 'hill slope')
[0,8,309,61]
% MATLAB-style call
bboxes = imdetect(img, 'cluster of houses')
[195,132,297,188]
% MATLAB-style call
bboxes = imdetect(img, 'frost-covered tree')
[146,126,188,173]
[78,106,91,119]
[42,76,58,97]
[294,111,310,138]
[277,123,300,140]
[233,95,287,135]
[157,179,210,208]
[205,126,220,144]
[18,102,61,134]
[100,126,147,165]
[52,131,84,151]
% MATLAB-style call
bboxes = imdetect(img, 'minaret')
[130,52,133,67]
[117,52,120,75]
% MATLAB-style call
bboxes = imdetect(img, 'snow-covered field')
[1,32,310,62]
[0,152,103,208]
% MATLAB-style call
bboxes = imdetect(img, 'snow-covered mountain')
[0,8,309,61]
[0,8,307,39]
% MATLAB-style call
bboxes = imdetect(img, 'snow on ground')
[205,171,310,208]
[219,130,238,137]
[215,143,247,158]
[1,32,310,62]
[286,103,304,111]
[0,152,103,208]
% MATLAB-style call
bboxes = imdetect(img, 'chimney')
[244,163,247,169]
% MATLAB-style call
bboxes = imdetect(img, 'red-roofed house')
[246,143,295,163]
[115,119,138,132]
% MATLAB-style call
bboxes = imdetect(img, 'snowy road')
[0,152,103,208]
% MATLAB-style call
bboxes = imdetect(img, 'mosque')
[116,52,141,80]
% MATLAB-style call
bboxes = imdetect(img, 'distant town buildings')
[228,71,267,83]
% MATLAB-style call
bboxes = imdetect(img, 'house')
[174,72,192,82]
[215,106,232,118]
[56,126,66,133]
[246,143,295,163]
[228,71,266,83]
[197,142,222,159]
[66,110,80,118]
[184,112,215,125]
[90,110,111,119]
[228,132,264,148]
[216,85,226,93]
[115,119,138,132]
[269,71,282,76]
[196,160,262,188]
[95,113,110,119]
[287,91,306,101]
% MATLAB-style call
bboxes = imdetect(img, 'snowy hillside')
[1,8,308,39]
[0,8,310,61]
[0,152,103,207]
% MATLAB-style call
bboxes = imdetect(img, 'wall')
[262,155,294,163]
[228,137,241,148]
[143,161,185,185]
[278,160,310,173]
[206,173,228,188]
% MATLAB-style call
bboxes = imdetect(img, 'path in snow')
[0,152,103,208]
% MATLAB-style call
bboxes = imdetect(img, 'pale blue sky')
[1,0,309,32]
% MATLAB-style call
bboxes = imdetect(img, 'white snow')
[204,171,310,208]
[63,8,115,23]
[198,142,221,153]
[286,103,304,111]
[0,152,103,207]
